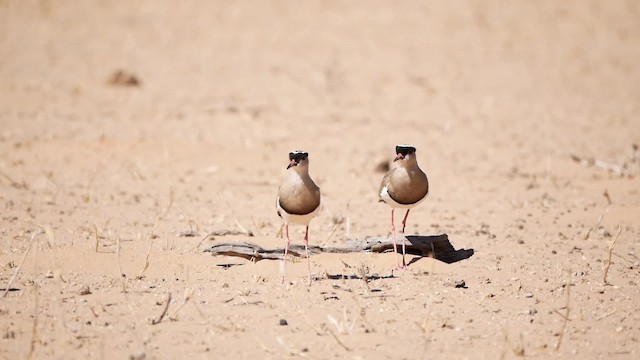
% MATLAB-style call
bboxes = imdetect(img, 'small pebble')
[524,293,533,298]
[279,319,288,326]
[455,280,467,288]
[78,285,91,296]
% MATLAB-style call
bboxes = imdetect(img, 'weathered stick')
[603,226,622,285]
[2,231,39,297]
[205,234,473,264]
[151,292,172,325]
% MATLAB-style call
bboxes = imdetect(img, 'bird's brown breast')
[382,167,429,205]
[278,175,321,215]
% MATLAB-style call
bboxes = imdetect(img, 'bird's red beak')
[287,159,298,169]
[394,153,404,162]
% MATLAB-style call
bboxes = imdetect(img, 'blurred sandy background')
[1,1,639,359]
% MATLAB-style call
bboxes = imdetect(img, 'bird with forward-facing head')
[276,151,321,285]
[379,144,429,269]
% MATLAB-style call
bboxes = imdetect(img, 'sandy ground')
[1,0,640,359]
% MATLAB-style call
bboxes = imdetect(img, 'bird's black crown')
[395,145,416,156]
[289,151,309,162]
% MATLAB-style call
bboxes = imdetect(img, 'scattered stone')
[44,270,54,279]
[524,293,533,298]
[279,319,288,326]
[78,285,91,296]
[129,351,146,360]
[109,70,141,87]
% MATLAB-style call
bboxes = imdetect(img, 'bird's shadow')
[363,233,474,264]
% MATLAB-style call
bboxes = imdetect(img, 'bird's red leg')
[401,208,410,234]
[282,224,291,284]
[304,226,311,285]
[391,209,401,269]
[400,209,411,268]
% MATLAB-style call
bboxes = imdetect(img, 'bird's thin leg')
[400,209,411,268]
[401,208,411,234]
[304,226,311,285]
[390,209,401,269]
[282,224,291,284]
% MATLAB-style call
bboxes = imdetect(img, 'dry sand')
[1,0,639,359]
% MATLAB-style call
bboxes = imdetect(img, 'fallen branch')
[205,234,473,264]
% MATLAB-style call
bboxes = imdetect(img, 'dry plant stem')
[603,226,622,285]
[40,225,54,248]
[322,223,341,247]
[222,198,251,235]
[2,231,39,298]
[159,187,175,220]
[597,310,617,321]
[584,214,603,240]
[170,288,194,320]
[151,292,172,325]
[187,233,214,253]
[501,328,524,357]
[119,281,146,354]
[138,237,154,278]
[555,274,572,351]
[0,169,24,188]
[345,202,351,239]
[251,216,263,237]
[93,223,100,252]
[116,236,124,279]
[26,284,39,360]
[326,328,352,352]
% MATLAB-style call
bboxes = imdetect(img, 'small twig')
[322,223,341,247]
[596,309,617,321]
[0,170,26,189]
[158,187,174,220]
[26,284,39,360]
[151,292,172,325]
[3,231,39,298]
[326,328,352,352]
[222,198,252,236]
[251,216,263,237]
[138,237,155,278]
[345,202,351,239]
[116,236,124,279]
[501,328,525,357]
[552,309,571,321]
[603,226,622,285]
[555,274,572,351]
[169,266,195,320]
[603,189,612,205]
[93,223,100,252]
[584,214,603,240]
[186,233,215,253]
[40,225,54,249]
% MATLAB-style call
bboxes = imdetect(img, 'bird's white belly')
[276,196,321,225]
[379,186,427,209]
